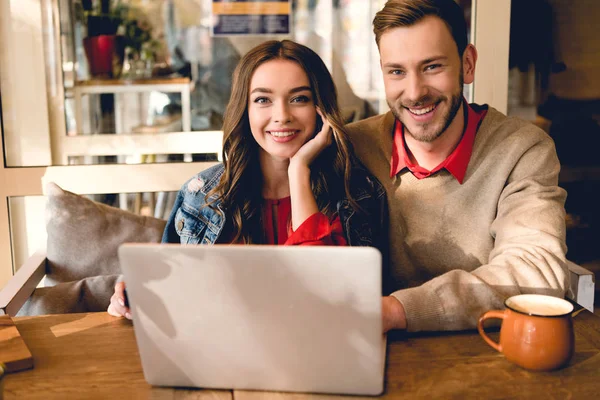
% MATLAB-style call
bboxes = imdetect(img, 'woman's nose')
[273,101,292,123]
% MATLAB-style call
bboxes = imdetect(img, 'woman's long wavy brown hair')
[206,40,361,243]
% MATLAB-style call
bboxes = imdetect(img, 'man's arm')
[388,132,568,332]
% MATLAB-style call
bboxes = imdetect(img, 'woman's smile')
[267,129,302,142]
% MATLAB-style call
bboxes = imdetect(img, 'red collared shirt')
[390,100,488,184]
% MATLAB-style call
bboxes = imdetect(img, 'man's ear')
[462,44,477,85]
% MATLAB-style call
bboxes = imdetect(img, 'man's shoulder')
[472,107,560,178]
[480,107,554,147]
[347,113,390,136]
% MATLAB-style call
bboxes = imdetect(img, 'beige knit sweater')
[347,107,568,332]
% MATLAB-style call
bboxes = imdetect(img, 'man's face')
[379,16,474,143]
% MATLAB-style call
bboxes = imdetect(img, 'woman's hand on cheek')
[289,107,332,174]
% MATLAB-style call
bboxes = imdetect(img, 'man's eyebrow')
[382,56,448,69]
[421,56,448,64]
[382,62,404,69]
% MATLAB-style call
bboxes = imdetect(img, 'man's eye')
[254,97,270,104]
[425,64,441,71]
[389,70,404,76]
[291,95,310,103]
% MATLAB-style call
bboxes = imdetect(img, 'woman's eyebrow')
[250,87,272,94]
[289,86,312,94]
[250,86,312,95]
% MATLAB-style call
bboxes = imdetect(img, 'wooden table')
[4,311,600,399]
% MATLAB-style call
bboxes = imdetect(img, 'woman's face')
[248,59,317,162]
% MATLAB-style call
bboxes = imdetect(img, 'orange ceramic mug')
[477,294,575,371]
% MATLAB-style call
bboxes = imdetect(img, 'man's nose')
[404,74,428,103]
[273,101,292,123]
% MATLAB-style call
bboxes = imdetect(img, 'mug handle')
[477,310,505,352]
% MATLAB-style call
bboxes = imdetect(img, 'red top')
[262,197,347,246]
[218,197,347,245]
[390,100,488,184]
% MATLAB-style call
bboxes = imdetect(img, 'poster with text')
[212,0,291,36]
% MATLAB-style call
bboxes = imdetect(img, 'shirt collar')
[390,99,488,184]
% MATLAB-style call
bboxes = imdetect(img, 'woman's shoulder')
[181,163,224,191]
[178,163,225,205]
[197,163,226,186]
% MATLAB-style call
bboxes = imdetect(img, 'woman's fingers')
[315,107,333,145]
[115,281,126,305]
[107,281,131,319]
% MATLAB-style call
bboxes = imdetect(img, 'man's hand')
[382,296,407,333]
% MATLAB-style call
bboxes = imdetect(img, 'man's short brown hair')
[373,0,468,56]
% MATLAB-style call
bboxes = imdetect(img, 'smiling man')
[347,0,568,332]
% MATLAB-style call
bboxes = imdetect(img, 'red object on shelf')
[83,35,124,78]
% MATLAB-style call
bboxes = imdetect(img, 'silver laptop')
[118,244,385,396]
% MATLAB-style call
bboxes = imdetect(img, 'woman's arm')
[288,108,332,230]
[285,213,347,246]
[288,164,320,231]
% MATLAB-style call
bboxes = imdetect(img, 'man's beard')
[388,76,464,143]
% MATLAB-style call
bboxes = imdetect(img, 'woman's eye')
[254,97,270,104]
[291,95,310,103]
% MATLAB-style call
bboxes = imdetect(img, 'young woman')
[108,40,387,319]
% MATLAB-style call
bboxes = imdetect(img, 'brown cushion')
[45,182,166,285]
[17,275,121,315]
[18,183,167,316]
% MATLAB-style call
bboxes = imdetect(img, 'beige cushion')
[18,183,167,315]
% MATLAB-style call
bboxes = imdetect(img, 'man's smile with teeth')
[407,104,437,115]
[268,130,298,138]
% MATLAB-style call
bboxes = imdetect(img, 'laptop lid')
[118,244,384,396]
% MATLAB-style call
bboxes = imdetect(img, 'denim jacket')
[162,163,388,253]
